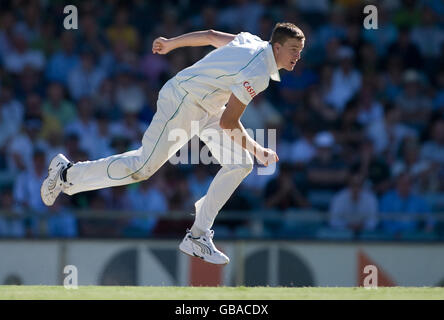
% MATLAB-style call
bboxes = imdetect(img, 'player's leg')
[179,108,253,264]
[193,109,254,232]
[41,80,205,205]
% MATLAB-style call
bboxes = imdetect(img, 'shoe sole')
[41,172,58,206]
[40,154,67,206]
[179,243,229,266]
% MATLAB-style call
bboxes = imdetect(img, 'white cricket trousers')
[64,77,254,232]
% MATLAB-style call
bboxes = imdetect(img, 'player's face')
[274,38,304,71]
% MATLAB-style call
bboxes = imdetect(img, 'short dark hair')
[270,22,305,45]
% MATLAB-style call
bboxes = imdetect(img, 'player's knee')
[131,166,154,181]
[233,161,253,177]
[243,161,254,175]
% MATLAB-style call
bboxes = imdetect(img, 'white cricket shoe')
[179,229,230,265]
[40,153,71,206]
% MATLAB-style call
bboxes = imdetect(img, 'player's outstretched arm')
[152,30,236,54]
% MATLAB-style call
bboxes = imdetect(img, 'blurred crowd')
[1,0,444,240]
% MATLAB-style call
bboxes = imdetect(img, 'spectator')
[264,163,310,211]
[395,70,433,130]
[188,165,213,204]
[0,10,16,58]
[114,69,146,116]
[139,50,170,86]
[421,118,444,168]
[304,84,338,129]
[31,19,57,57]
[380,172,435,236]
[14,65,45,100]
[324,46,362,113]
[13,149,48,212]
[359,138,392,196]
[411,7,444,60]
[285,126,317,165]
[47,195,78,238]
[380,55,404,102]
[392,136,433,192]
[218,0,265,34]
[77,14,108,58]
[13,2,41,43]
[316,6,347,45]
[433,69,444,110]
[329,171,379,233]
[110,110,146,149]
[64,132,87,163]
[167,170,194,212]
[89,111,113,159]
[42,82,77,127]
[333,100,364,154]
[278,60,319,113]
[92,78,121,120]
[366,103,417,160]
[106,7,139,52]
[104,186,130,211]
[355,86,384,126]
[387,27,423,70]
[67,49,106,101]
[393,0,421,29]
[3,31,45,74]
[7,107,49,173]
[65,97,99,158]
[0,188,25,238]
[0,85,23,149]
[358,42,379,76]
[45,31,79,85]
[307,131,348,191]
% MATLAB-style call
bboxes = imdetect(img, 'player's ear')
[272,42,281,54]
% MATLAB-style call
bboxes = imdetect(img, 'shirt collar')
[265,42,281,82]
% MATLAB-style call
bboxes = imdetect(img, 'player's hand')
[255,147,279,166]
[152,37,173,54]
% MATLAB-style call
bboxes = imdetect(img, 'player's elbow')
[207,29,218,47]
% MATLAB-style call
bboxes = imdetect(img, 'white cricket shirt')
[174,32,281,115]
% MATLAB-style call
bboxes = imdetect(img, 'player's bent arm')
[152,30,235,54]
[220,94,279,166]
[219,94,253,152]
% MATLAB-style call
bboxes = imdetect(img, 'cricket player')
[41,22,305,265]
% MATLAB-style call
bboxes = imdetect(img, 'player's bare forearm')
[220,94,279,166]
[152,30,235,54]
[222,120,261,156]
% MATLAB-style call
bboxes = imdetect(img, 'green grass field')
[0,286,443,300]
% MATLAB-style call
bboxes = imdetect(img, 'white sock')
[190,224,205,238]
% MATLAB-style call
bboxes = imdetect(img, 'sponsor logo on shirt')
[243,81,257,98]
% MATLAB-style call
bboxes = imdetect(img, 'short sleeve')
[230,77,266,105]
[232,32,263,46]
